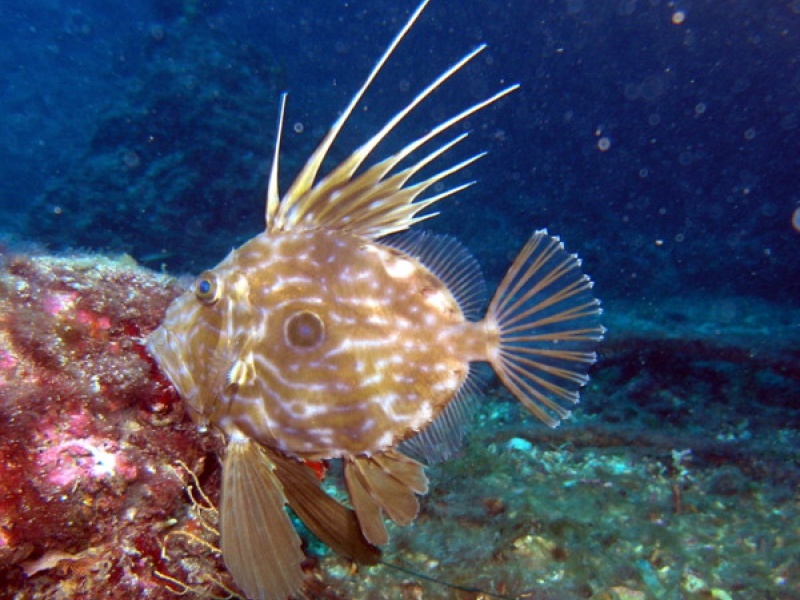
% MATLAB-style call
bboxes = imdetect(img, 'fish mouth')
[146,326,197,400]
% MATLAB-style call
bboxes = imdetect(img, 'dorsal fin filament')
[264,0,519,239]
[265,93,288,227]
[273,0,432,227]
[278,42,488,228]
[308,133,470,227]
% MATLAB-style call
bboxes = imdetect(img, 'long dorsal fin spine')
[277,43,488,230]
[349,43,487,172]
[309,133,469,226]
[278,0,432,218]
[371,180,472,227]
[287,81,518,235]
[297,44,488,207]
[265,93,288,228]
[342,153,483,231]
[265,0,520,239]
[366,182,474,235]
[386,83,519,170]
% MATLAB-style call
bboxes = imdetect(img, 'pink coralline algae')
[0,251,235,598]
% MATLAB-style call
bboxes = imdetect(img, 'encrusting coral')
[0,250,236,598]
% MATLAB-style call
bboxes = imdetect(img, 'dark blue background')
[2,0,798,303]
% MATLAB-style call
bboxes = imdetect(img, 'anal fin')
[221,434,305,600]
[400,363,487,464]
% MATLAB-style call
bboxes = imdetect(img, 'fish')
[146,1,604,598]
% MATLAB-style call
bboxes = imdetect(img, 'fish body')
[147,1,604,599]
[155,228,478,459]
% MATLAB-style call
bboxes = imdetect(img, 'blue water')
[2,0,798,303]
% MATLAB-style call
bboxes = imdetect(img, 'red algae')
[0,251,230,598]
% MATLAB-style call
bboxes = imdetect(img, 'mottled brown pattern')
[208,229,471,458]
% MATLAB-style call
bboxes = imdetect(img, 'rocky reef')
[0,251,229,598]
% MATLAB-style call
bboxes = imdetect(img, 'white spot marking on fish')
[308,428,334,445]
[367,313,388,326]
[423,313,439,327]
[385,257,416,279]
[375,393,399,415]
[361,372,385,387]
[376,431,394,448]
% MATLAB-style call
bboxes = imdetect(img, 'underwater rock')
[706,465,748,497]
[0,251,231,597]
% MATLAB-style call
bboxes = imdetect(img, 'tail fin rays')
[487,231,604,427]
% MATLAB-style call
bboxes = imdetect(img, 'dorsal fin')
[265,0,518,239]
[382,230,487,320]
[265,93,287,227]
[274,0,432,218]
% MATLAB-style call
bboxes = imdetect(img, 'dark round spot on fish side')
[284,310,325,349]
[194,271,220,304]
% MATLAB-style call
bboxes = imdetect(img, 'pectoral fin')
[221,435,305,600]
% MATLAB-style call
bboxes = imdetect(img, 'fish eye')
[194,271,220,304]
[284,310,325,349]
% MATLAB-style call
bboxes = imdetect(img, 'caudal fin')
[486,230,604,427]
